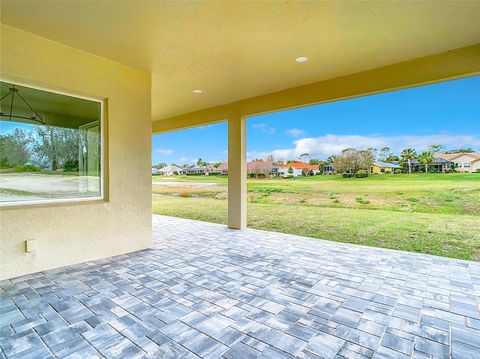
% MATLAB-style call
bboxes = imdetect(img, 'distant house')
[182,166,206,175]
[157,165,182,176]
[152,167,161,175]
[323,163,335,174]
[277,162,320,177]
[411,157,454,173]
[370,161,402,174]
[181,166,217,175]
[434,152,480,173]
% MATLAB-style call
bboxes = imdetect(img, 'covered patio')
[1,215,479,358]
[2,2,480,358]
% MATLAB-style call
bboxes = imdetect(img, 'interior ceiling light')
[295,56,308,63]
[193,89,203,94]
[0,84,45,124]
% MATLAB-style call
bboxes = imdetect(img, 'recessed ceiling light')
[295,56,308,63]
[193,89,203,94]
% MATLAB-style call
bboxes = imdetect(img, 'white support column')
[228,116,246,229]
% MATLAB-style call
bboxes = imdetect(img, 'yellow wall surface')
[0,25,152,280]
[371,166,394,174]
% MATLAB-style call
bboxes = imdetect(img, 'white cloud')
[155,148,173,155]
[248,133,480,161]
[252,123,276,135]
[178,157,190,164]
[285,128,305,137]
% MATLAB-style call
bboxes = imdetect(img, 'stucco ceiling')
[1,1,479,122]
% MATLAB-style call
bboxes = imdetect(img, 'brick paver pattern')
[1,215,480,358]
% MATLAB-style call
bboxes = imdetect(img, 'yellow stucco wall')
[0,25,152,280]
[371,166,395,174]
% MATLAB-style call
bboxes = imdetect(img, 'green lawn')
[152,173,480,260]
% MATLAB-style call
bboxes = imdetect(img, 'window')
[455,162,463,167]
[464,163,471,167]
[1,81,103,205]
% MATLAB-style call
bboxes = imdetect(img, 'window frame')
[0,79,106,208]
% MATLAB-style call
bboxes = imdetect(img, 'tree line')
[328,145,474,175]
[0,126,98,172]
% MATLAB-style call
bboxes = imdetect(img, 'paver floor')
[1,215,480,358]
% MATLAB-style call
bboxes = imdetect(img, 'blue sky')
[1,121,35,134]
[3,76,478,165]
[152,75,479,165]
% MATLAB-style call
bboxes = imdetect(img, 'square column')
[228,116,246,229]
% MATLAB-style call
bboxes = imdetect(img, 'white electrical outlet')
[25,239,37,253]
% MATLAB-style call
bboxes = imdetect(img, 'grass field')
[152,173,480,261]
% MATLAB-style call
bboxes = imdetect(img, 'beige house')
[434,152,480,172]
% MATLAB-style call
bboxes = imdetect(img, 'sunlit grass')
[152,173,480,260]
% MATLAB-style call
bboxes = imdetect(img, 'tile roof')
[373,161,402,168]
[277,162,319,170]
[434,152,480,161]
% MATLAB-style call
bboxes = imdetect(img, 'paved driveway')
[1,215,479,358]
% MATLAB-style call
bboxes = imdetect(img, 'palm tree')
[429,144,445,154]
[418,151,434,173]
[299,153,310,162]
[401,148,417,174]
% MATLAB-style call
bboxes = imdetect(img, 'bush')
[63,160,79,172]
[342,173,353,178]
[0,159,11,168]
[355,170,368,178]
[14,164,41,172]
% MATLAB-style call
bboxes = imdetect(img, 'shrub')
[179,191,191,198]
[355,197,370,205]
[14,164,41,172]
[355,171,368,178]
[64,160,79,172]
[342,173,353,178]
[0,159,11,168]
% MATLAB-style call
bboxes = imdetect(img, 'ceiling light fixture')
[295,56,308,63]
[0,84,45,124]
[193,89,203,94]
